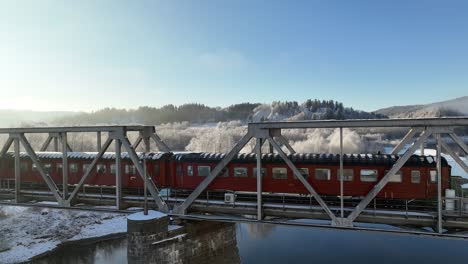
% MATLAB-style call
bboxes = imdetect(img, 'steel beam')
[14,138,21,203]
[67,137,113,204]
[440,140,468,174]
[276,135,296,154]
[174,132,253,214]
[61,132,69,200]
[0,125,152,134]
[120,136,168,212]
[40,135,53,151]
[339,127,344,219]
[436,133,443,233]
[150,133,171,152]
[132,135,143,150]
[267,135,338,223]
[449,133,468,155]
[66,142,73,152]
[0,137,14,157]
[256,138,263,220]
[143,135,151,152]
[115,139,122,209]
[18,134,64,203]
[346,129,432,223]
[248,117,468,130]
[53,136,59,152]
[391,128,421,155]
[97,132,102,152]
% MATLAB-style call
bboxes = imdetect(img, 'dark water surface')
[39,223,468,264]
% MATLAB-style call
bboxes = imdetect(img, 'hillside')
[375,96,468,118]
[0,110,78,128]
[50,100,386,126]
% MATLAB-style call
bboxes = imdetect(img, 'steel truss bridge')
[1,118,468,236]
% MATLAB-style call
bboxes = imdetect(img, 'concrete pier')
[127,210,240,263]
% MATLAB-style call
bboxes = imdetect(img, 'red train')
[0,151,450,200]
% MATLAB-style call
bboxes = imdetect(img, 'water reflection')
[237,223,468,264]
[38,222,468,264]
[33,238,127,264]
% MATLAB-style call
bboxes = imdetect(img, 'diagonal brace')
[440,140,468,174]
[150,133,171,152]
[391,128,422,155]
[267,135,337,223]
[449,133,468,155]
[67,137,113,203]
[18,134,64,203]
[276,135,296,154]
[120,136,168,211]
[347,129,432,223]
[40,135,53,151]
[174,132,253,214]
[0,137,14,157]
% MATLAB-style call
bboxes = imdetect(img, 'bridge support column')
[256,138,263,220]
[339,127,344,221]
[436,133,443,233]
[14,137,21,203]
[115,137,123,210]
[97,131,102,152]
[61,132,69,200]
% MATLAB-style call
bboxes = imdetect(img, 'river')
[37,222,468,264]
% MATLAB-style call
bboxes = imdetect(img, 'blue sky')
[0,0,467,112]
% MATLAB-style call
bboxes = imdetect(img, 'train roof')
[171,152,449,167]
[1,151,450,167]
[2,152,171,161]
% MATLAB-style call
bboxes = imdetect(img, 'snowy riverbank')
[0,205,127,263]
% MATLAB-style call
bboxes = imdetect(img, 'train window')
[315,169,330,181]
[219,168,229,177]
[125,165,136,175]
[198,166,211,177]
[411,170,421,183]
[57,163,63,172]
[187,165,193,176]
[294,168,309,179]
[96,164,106,174]
[234,167,248,177]
[253,168,266,178]
[83,164,90,173]
[153,164,160,177]
[20,162,29,172]
[110,164,116,174]
[360,169,378,182]
[337,169,354,181]
[70,163,78,173]
[272,168,287,179]
[176,165,183,177]
[384,170,402,183]
[44,164,52,173]
[430,170,437,183]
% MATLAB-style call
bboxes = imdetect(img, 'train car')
[0,152,172,189]
[170,152,451,200]
[0,151,451,200]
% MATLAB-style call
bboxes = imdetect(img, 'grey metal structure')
[173,117,468,231]
[0,125,170,212]
[1,117,468,233]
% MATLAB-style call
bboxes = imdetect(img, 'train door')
[426,168,438,198]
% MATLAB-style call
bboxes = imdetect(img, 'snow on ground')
[0,205,127,263]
